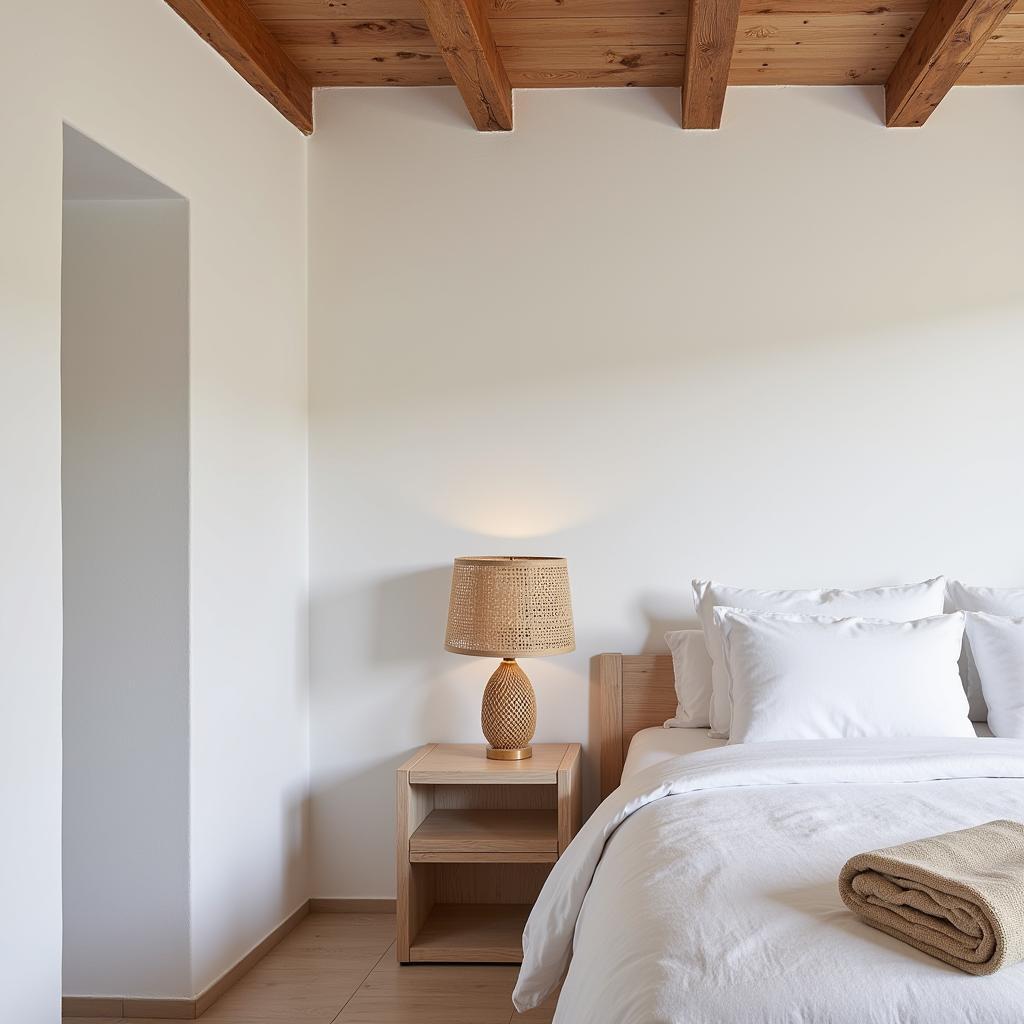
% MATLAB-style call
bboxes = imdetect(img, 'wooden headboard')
[597,653,676,799]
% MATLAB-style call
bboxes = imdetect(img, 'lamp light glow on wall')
[444,556,575,760]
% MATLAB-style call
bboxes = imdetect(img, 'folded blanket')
[839,819,1024,975]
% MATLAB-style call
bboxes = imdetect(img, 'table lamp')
[444,556,575,760]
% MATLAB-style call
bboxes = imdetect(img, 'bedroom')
[2,0,1024,1022]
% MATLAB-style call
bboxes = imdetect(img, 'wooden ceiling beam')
[164,0,314,134]
[682,0,742,129]
[418,0,513,131]
[885,0,1016,126]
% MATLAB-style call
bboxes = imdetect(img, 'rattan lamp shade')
[445,557,575,658]
[445,556,574,761]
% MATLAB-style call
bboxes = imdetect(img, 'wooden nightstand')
[396,742,582,964]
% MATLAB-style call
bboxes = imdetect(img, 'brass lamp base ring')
[486,745,533,761]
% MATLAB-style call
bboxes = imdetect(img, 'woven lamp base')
[482,658,537,761]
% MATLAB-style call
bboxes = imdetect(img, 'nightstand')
[396,742,582,964]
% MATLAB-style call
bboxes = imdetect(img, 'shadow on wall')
[368,566,451,666]
[281,781,310,917]
[310,567,712,893]
[309,563,453,729]
[637,590,701,650]
[579,85,885,128]
[365,87,486,132]
[308,565,455,894]
[311,752,410,898]
[332,83,888,139]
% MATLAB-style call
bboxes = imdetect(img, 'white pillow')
[693,577,946,737]
[717,609,971,744]
[664,629,713,728]
[947,582,1024,723]
[964,612,1024,738]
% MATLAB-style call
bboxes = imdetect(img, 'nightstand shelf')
[410,809,558,863]
[409,903,531,963]
[397,742,582,964]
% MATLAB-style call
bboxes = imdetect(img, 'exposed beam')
[885,0,1015,127]
[682,0,742,129]
[164,0,313,135]
[419,0,513,131]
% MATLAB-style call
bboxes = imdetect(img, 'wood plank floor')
[63,912,557,1024]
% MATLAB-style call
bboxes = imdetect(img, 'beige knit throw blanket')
[838,820,1024,975]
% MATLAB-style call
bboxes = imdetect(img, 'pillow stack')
[965,613,1024,737]
[947,582,1024,723]
[716,609,972,744]
[693,578,947,738]
[664,630,713,728]
[664,576,1024,744]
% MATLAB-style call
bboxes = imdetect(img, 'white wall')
[0,2,308,1014]
[307,85,1024,898]
[61,198,190,997]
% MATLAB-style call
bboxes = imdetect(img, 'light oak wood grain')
[248,0,425,15]
[492,16,687,45]
[411,808,558,860]
[419,0,513,129]
[622,655,677,746]
[295,53,453,84]
[396,745,437,961]
[171,0,1024,120]
[410,903,530,962]
[196,962,372,1021]
[193,901,310,1015]
[432,862,552,904]
[683,0,743,127]
[597,653,623,801]
[334,942,517,1023]
[272,17,433,46]
[247,0,684,15]
[599,653,676,799]
[501,43,686,77]
[557,745,582,855]
[489,0,685,14]
[309,897,398,912]
[410,744,565,784]
[885,0,1017,124]
[62,999,124,1017]
[396,742,580,965]
[120,998,193,1020]
[511,985,560,1023]
[967,4,1024,77]
[962,7,1024,80]
[265,912,397,968]
[67,912,553,1022]
[432,782,557,811]
[162,0,313,132]
[65,902,310,1019]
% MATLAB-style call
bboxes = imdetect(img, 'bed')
[513,653,1024,1023]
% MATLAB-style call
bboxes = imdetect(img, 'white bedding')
[624,723,993,780]
[622,727,726,779]
[514,737,1024,1023]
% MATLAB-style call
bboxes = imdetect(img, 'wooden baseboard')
[62,898,394,1017]
[61,996,124,1016]
[122,997,196,1019]
[194,900,310,1015]
[62,900,311,1019]
[61,995,196,1018]
[309,897,397,913]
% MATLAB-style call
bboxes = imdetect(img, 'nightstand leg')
[397,772,434,962]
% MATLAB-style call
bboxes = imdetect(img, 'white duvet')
[513,738,1024,1023]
